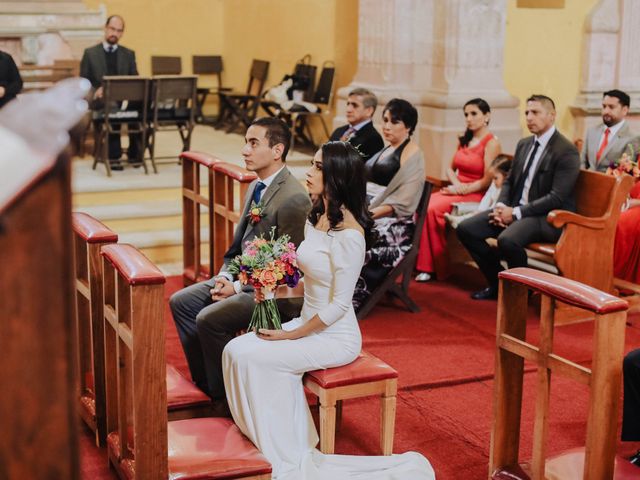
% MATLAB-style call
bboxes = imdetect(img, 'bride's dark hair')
[308,141,376,248]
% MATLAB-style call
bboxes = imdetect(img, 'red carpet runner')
[80,266,640,479]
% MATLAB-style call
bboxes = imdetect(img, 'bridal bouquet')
[227,227,301,331]
[607,144,640,178]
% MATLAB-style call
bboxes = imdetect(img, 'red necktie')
[596,128,610,162]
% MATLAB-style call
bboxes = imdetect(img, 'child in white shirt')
[445,154,512,228]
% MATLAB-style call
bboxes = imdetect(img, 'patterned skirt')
[352,215,415,313]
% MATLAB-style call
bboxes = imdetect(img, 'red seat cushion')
[168,418,272,479]
[545,447,639,480]
[166,364,211,410]
[304,351,398,389]
[527,242,555,257]
[108,418,271,479]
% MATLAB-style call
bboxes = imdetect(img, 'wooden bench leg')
[380,379,397,455]
[318,390,337,454]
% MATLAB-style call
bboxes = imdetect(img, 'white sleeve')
[317,230,366,326]
[477,183,497,211]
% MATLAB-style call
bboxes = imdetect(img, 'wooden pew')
[442,170,634,323]
[490,268,635,480]
[20,60,80,92]
[1,141,78,477]
[101,243,271,479]
[181,151,257,285]
[72,212,118,447]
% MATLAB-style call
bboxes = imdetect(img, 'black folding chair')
[356,181,433,320]
[280,61,335,152]
[217,59,269,133]
[151,56,182,75]
[92,76,150,177]
[146,75,198,168]
[192,55,230,124]
[261,58,317,119]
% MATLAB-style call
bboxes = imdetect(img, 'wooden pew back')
[101,243,168,478]
[72,212,118,446]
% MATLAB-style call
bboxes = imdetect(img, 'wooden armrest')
[426,176,451,189]
[547,210,606,230]
[614,278,640,295]
[500,267,628,314]
[276,279,305,299]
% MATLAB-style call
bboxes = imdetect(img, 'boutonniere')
[247,201,265,225]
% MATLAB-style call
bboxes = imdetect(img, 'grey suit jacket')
[581,122,635,172]
[499,129,580,218]
[80,43,138,90]
[219,166,311,283]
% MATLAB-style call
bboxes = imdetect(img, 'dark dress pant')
[623,348,640,441]
[456,210,561,288]
[169,280,303,399]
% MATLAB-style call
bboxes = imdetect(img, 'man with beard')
[582,90,635,172]
[80,15,140,170]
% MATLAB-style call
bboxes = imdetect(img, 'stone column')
[335,0,520,178]
[571,0,640,140]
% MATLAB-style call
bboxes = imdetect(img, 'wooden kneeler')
[490,267,635,480]
[72,212,118,447]
[101,244,271,479]
[303,351,398,455]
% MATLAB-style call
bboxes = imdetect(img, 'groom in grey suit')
[582,90,635,172]
[170,117,311,400]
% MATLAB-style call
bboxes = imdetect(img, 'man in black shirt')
[0,50,22,109]
[80,14,139,169]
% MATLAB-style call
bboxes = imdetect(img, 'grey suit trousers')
[170,280,303,399]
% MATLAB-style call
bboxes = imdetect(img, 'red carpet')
[79,266,640,479]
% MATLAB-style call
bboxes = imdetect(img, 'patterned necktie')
[252,181,266,204]
[596,128,611,162]
[340,126,356,142]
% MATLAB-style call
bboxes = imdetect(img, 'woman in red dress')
[415,98,501,281]
[614,181,640,283]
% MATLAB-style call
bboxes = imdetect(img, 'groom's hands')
[210,277,235,301]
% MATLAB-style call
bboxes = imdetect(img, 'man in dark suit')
[457,95,580,300]
[0,50,22,109]
[170,117,311,401]
[80,14,139,170]
[330,87,384,161]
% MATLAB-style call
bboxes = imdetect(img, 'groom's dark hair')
[251,117,291,161]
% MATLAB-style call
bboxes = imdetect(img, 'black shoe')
[471,286,498,300]
[630,450,640,467]
[128,161,143,169]
[109,162,123,171]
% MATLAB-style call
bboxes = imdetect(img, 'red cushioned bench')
[102,243,271,479]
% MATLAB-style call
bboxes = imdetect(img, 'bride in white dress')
[223,141,435,480]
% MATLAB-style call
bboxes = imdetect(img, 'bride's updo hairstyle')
[308,141,376,248]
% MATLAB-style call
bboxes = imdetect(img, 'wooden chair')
[490,267,635,480]
[303,351,398,455]
[72,212,118,447]
[2,146,78,478]
[181,151,257,286]
[19,59,80,92]
[192,55,230,124]
[217,59,269,133]
[92,76,150,176]
[147,75,197,166]
[101,243,271,479]
[356,181,433,320]
[151,55,182,75]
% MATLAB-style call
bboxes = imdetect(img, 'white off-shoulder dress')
[223,221,435,480]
